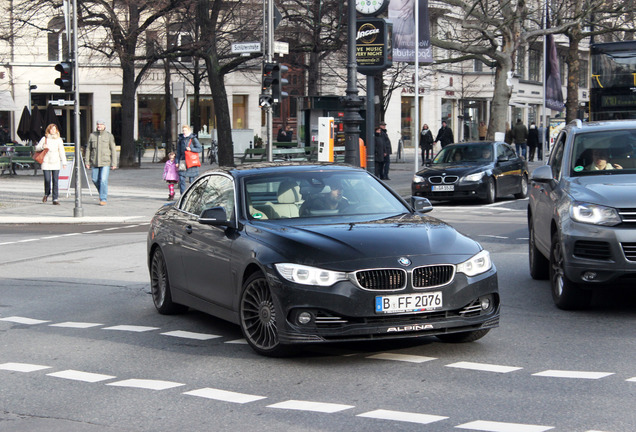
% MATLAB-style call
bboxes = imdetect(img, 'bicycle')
[207,140,218,165]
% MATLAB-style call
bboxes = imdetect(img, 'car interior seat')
[266,180,301,218]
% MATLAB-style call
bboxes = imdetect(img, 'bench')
[0,145,38,175]
[236,147,266,164]
[272,146,317,162]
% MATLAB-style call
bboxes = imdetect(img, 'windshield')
[571,129,636,175]
[433,143,494,164]
[243,170,408,220]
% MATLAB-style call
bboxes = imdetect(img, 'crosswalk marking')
[50,321,103,328]
[106,379,185,390]
[0,316,50,325]
[367,353,436,363]
[102,325,159,332]
[0,362,51,372]
[446,361,522,373]
[455,420,554,431]
[267,400,355,413]
[532,370,614,379]
[161,330,221,340]
[47,370,115,383]
[357,409,448,424]
[184,387,266,404]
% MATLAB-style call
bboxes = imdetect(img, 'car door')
[533,133,567,253]
[180,174,237,310]
[494,143,521,195]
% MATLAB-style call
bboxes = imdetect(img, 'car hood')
[247,214,482,269]
[416,163,490,177]
[567,174,636,208]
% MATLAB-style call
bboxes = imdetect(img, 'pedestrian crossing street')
[1,315,632,432]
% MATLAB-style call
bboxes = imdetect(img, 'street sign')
[231,42,262,54]
[274,41,289,55]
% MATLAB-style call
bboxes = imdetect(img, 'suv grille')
[618,208,636,223]
[355,269,406,290]
[622,243,636,261]
[573,240,611,260]
[413,265,454,288]
[428,176,459,185]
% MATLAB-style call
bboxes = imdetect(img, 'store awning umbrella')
[17,106,31,141]
[29,107,44,143]
[43,103,62,132]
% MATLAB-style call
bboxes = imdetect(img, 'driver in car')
[586,148,623,171]
[300,179,349,216]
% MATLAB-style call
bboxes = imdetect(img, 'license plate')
[375,292,443,314]
[432,185,454,192]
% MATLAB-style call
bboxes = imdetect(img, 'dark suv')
[528,120,636,309]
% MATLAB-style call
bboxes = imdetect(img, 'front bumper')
[412,180,488,201]
[267,267,499,344]
[561,219,636,286]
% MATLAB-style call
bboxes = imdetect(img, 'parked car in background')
[411,141,529,203]
[147,164,500,356]
[528,120,636,309]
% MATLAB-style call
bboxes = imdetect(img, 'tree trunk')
[119,59,137,167]
[487,64,513,140]
[565,35,580,123]
[205,57,233,166]
[307,51,320,95]
[164,59,173,155]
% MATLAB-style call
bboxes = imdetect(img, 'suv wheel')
[549,232,592,310]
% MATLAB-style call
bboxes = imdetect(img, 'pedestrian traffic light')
[262,62,277,93]
[273,64,288,103]
[54,62,73,92]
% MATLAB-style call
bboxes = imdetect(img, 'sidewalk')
[0,147,429,225]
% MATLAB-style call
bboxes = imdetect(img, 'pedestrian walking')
[513,118,528,159]
[434,120,454,149]
[36,123,67,205]
[420,124,434,163]
[85,120,117,206]
[163,151,179,200]
[527,122,539,161]
[176,125,203,194]
[379,121,392,180]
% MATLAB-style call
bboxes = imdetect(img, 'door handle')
[185,225,193,234]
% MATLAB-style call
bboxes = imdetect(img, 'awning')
[0,90,19,111]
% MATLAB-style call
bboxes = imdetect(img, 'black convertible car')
[147,164,499,356]
[412,141,529,203]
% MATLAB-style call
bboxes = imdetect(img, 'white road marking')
[184,387,266,404]
[0,316,50,325]
[532,370,614,379]
[102,325,159,332]
[267,400,355,413]
[627,377,636,382]
[357,409,448,424]
[17,238,39,243]
[478,235,508,239]
[161,330,221,340]
[367,353,437,363]
[82,230,103,234]
[0,362,51,372]
[50,321,103,328]
[455,420,554,431]
[47,370,115,383]
[224,338,248,344]
[41,235,63,239]
[446,361,522,373]
[61,233,81,237]
[106,379,184,390]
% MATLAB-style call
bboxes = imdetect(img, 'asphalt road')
[1,202,635,432]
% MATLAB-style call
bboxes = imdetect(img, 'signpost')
[231,42,262,55]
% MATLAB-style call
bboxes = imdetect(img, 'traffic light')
[262,62,277,92]
[272,64,288,104]
[54,62,73,92]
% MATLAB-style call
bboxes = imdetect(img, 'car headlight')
[570,202,621,226]
[413,175,426,184]
[462,172,485,182]
[275,263,347,287]
[456,250,492,277]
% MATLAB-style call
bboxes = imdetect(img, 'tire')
[528,218,549,280]
[436,328,490,343]
[549,232,592,310]
[150,248,187,315]
[484,178,496,204]
[240,272,292,357]
[514,174,528,199]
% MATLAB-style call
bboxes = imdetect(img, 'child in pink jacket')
[163,152,179,200]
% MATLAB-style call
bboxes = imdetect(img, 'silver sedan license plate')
[375,292,443,314]
[432,185,454,192]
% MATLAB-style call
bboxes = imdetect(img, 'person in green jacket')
[85,120,117,205]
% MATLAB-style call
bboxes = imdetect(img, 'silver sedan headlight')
[462,172,485,182]
[456,250,492,277]
[570,202,621,226]
[275,263,347,286]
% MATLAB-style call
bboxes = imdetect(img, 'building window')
[48,17,68,61]
[146,31,159,57]
[474,59,483,72]
[529,49,541,82]
[167,23,193,64]
[232,95,247,129]
[516,48,525,79]
[138,94,165,143]
[559,54,567,86]
[190,96,216,134]
[579,59,588,88]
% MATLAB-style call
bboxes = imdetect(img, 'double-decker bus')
[590,41,636,120]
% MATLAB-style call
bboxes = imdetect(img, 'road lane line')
[357,409,448,424]
[267,400,355,413]
[102,325,159,332]
[455,420,554,431]
[0,362,51,372]
[532,370,614,379]
[50,321,103,328]
[367,353,437,363]
[106,379,184,390]
[0,316,50,325]
[184,387,266,404]
[446,361,522,373]
[47,370,115,383]
[161,330,222,340]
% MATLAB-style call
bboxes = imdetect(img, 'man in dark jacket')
[527,122,539,161]
[377,122,392,180]
[513,118,528,159]
[435,121,454,148]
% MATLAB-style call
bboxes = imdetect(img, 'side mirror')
[497,155,509,163]
[411,196,433,214]
[199,206,233,227]
[530,165,554,183]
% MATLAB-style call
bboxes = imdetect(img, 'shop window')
[190,96,216,135]
[233,95,247,129]
[138,95,165,143]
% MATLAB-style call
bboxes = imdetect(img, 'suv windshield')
[433,143,494,164]
[571,129,636,175]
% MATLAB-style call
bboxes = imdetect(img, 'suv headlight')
[462,172,484,182]
[570,202,621,226]
[413,175,426,184]
[457,250,492,277]
[275,263,347,287]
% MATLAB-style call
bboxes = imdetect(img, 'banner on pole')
[389,0,432,63]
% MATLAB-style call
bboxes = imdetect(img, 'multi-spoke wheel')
[515,174,528,199]
[549,232,592,310]
[240,272,291,357]
[150,248,187,315]
[484,178,496,204]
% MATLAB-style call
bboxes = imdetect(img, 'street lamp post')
[343,0,363,166]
